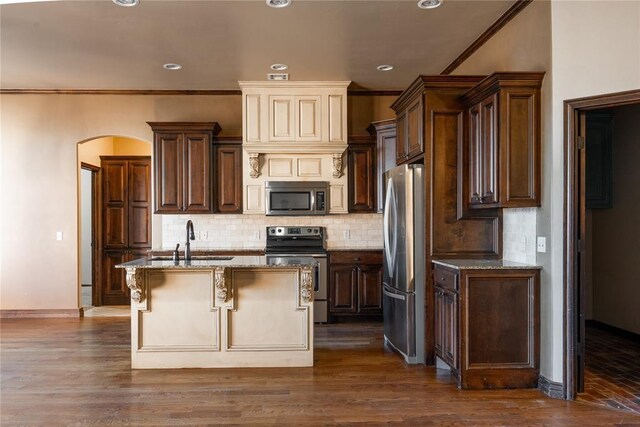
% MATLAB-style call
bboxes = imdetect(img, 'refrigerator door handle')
[383,286,406,301]
[383,178,397,277]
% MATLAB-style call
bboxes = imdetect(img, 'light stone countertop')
[116,255,317,270]
[432,259,541,270]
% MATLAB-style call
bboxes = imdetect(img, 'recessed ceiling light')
[113,0,139,7]
[163,63,182,70]
[270,64,288,71]
[266,0,291,8]
[417,0,443,9]
[377,65,394,72]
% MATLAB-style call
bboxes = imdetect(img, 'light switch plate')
[536,236,547,253]
[343,230,350,239]
[56,231,63,241]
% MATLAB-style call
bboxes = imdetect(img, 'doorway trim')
[564,89,640,400]
[81,162,101,307]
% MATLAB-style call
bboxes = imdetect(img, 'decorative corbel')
[332,153,343,179]
[249,153,261,179]
[214,267,229,302]
[126,267,145,303]
[300,266,314,303]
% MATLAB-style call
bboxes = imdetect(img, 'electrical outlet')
[343,230,350,239]
[520,236,527,252]
[200,231,208,240]
[253,230,260,240]
[56,231,63,241]
[536,236,547,253]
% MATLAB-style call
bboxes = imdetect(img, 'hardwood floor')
[1,319,638,426]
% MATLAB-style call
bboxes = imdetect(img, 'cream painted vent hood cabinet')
[239,81,350,214]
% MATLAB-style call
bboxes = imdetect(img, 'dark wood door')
[434,286,445,360]
[183,133,211,213]
[348,142,376,213]
[154,132,183,213]
[357,265,382,313]
[214,144,242,213]
[329,266,357,313]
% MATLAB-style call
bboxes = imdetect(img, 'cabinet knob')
[354,257,361,261]
[441,276,446,282]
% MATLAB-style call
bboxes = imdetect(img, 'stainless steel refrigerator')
[382,164,425,364]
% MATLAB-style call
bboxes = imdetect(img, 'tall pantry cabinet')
[100,156,151,305]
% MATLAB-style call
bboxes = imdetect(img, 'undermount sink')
[151,256,234,261]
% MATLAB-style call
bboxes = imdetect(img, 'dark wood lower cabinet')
[433,262,540,389]
[329,251,383,320]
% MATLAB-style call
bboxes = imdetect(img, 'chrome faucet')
[185,220,195,261]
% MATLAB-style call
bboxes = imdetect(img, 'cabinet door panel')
[269,96,295,141]
[358,266,382,313]
[296,95,321,141]
[481,94,498,204]
[407,98,423,158]
[435,287,445,358]
[376,126,397,212]
[154,133,182,212]
[128,160,151,248]
[468,104,482,205]
[183,133,211,213]
[348,143,376,213]
[329,266,357,313]
[396,112,407,163]
[443,289,458,369]
[215,145,242,213]
[102,160,127,248]
[101,250,129,305]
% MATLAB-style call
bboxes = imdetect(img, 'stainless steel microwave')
[265,181,328,216]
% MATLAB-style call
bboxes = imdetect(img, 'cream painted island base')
[118,256,314,369]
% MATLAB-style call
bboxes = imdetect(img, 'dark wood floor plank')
[1,318,638,425]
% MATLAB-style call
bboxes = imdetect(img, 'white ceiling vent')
[268,73,289,81]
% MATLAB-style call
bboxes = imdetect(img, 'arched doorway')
[77,136,151,311]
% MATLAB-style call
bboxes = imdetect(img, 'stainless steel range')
[265,226,328,323]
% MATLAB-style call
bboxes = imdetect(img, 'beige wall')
[452,0,640,383]
[0,93,391,310]
[591,105,640,334]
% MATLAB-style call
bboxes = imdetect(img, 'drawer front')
[330,251,382,265]
[434,266,459,291]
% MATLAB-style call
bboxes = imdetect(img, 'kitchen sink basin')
[151,256,234,261]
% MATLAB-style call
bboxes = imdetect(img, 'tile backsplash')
[502,208,537,264]
[161,214,383,250]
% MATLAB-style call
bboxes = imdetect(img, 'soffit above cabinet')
[239,81,350,155]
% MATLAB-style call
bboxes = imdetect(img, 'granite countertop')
[116,255,317,270]
[432,259,541,270]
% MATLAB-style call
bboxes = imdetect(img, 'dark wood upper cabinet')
[347,136,376,213]
[148,122,222,214]
[461,72,544,209]
[214,139,243,213]
[367,119,397,213]
[394,96,423,164]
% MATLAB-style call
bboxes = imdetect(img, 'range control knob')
[277,228,283,233]
[269,229,275,234]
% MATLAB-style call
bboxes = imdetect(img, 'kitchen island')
[117,256,315,369]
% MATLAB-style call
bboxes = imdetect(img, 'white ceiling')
[0,0,517,91]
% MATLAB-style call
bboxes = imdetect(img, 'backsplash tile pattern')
[161,214,383,250]
[502,208,537,264]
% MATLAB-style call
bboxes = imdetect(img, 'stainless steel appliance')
[265,226,328,323]
[265,181,327,216]
[382,164,425,364]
